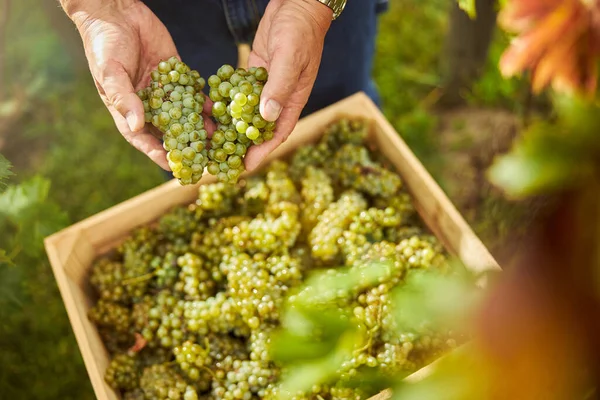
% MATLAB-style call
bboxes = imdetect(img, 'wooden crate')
[44,92,500,400]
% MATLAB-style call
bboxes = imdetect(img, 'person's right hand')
[69,1,207,170]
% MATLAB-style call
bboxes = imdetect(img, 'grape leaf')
[272,308,354,363]
[0,153,14,189]
[487,122,597,198]
[457,0,476,19]
[392,266,482,332]
[0,176,69,257]
[290,261,393,308]
[275,330,361,399]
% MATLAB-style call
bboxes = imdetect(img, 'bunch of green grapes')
[137,57,208,185]
[105,352,140,391]
[172,340,213,384]
[206,65,275,184]
[309,191,368,264]
[331,144,403,197]
[139,363,199,400]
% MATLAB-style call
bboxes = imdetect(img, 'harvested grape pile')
[138,58,275,186]
[88,117,457,400]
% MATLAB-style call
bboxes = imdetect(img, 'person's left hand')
[244,0,333,171]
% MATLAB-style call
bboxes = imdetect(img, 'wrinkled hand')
[245,0,332,171]
[72,1,212,170]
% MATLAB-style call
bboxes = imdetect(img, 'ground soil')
[434,106,556,267]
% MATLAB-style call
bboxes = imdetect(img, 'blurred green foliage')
[488,95,600,198]
[0,0,531,398]
[466,30,528,111]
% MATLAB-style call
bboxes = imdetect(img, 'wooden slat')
[45,231,118,400]
[44,91,501,400]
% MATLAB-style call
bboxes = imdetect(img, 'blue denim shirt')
[222,0,389,43]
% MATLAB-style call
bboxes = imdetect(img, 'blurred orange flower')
[499,0,600,95]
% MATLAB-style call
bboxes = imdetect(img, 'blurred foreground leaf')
[488,95,600,198]
[393,265,483,333]
[272,307,354,363]
[392,345,486,400]
[290,261,394,308]
[275,329,361,399]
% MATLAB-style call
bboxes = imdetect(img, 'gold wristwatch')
[315,0,347,20]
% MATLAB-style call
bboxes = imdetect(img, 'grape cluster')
[300,167,334,235]
[88,116,458,400]
[137,57,208,186]
[173,340,213,385]
[140,363,199,400]
[206,65,275,184]
[309,191,368,264]
[104,353,140,391]
[331,144,402,198]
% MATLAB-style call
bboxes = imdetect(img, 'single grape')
[208,75,221,88]
[239,81,253,95]
[182,147,196,160]
[218,64,235,80]
[255,66,268,81]
[191,141,205,153]
[236,121,249,134]
[223,142,236,155]
[209,88,223,102]
[234,93,247,106]
[168,149,183,163]
[218,82,234,98]
[213,102,226,117]
[169,70,181,82]
[246,126,260,140]
[158,61,171,74]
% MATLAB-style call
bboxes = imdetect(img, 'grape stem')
[122,271,158,286]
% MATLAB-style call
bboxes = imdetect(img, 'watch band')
[315,0,347,20]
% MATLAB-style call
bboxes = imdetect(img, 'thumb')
[259,48,303,122]
[100,61,145,132]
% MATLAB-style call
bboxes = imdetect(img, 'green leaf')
[272,308,354,363]
[487,121,597,198]
[457,0,476,19]
[392,266,481,332]
[290,261,394,308]
[0,153,14,189]
[275,330,361,400]
[0,176,69,257]
[0,175,51,221]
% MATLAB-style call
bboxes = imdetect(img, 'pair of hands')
[65,0,332,172]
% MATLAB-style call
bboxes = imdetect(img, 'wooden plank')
[44,91,500,400]
[45,231,118,400]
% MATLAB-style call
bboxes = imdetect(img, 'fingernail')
[126,112,140,132]
[261,99,282,122]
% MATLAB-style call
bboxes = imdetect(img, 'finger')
[100,60,145,133]
[248,51,268,70]
[203,95,214,115]
[124,130,170,170]
[244,104,302,171]
[257,45,303,122]
[107,105,170,170]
